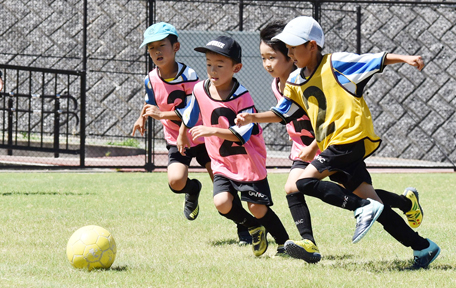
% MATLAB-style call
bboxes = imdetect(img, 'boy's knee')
[296,178,319,197]
[247,203,267,219]
[168,178,186,192]
[284,181,298,195]
[214,193,232,214]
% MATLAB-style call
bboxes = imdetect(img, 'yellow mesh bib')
[285,54,381,158]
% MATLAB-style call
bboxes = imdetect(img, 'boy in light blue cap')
[132,22,252,245]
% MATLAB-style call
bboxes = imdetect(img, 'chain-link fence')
[0,0,455,170]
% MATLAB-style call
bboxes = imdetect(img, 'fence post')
[357,6,362,54]
[312,0,321,22]
[7,97,13,156]
[54,94,60,158]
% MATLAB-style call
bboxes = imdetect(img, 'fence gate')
[0,65,86,168]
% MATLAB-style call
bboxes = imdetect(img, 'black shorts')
[167,143,211,168]
[291,160,310,171]
[310,140,372,192]
[212,174,273,206]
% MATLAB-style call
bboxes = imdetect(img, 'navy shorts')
[212,174,273,206]
[310,140,372,192]
[291,160,310,171]
[167,143,211,168]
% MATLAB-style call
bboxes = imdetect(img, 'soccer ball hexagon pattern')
[66,225,117,270]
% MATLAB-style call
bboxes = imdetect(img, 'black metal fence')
[0,0,455,171]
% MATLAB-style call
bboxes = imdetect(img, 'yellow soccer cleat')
[284,239,321,263]
[248,226,268,257]
[403,187,423,228]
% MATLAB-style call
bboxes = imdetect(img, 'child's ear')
[173,42,180,52]
[233,63,243,73]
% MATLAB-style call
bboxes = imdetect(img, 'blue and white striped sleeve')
[270,97,305,124]
[175,92,200,128]
[332,52,387,96]
[229,107,255,145]
[144,76,156,105]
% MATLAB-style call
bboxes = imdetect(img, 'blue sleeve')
[144,77,156,105]
[332,52,387,96]
[229,107,255,145]
[175,93,200,128]
[270,97,305,124]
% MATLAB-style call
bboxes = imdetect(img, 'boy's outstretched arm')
[235,110,281,127]
[177,123,191,156]
[384,54,425,71]
[143,104,181,121]
[132,104,147,136]
[189,126,239,142]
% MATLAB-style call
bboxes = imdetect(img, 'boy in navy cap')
[176,36,290,257]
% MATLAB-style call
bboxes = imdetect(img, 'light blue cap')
[140,22,178,48]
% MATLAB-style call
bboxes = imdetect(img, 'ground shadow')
[1,191,92,196]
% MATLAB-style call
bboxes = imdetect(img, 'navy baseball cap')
[140,22,178,49]
[194,36,242,63]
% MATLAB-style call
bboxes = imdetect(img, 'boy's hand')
[406,55,425,71]
[0,78,3,92]
[298,145,317,162]
[143,104,163,120]
[131,116,146,136]
[235,113,253,127]
[177,133,190,156]
[189,126,213,140]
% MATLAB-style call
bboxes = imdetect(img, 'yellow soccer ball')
[66,225,117,271]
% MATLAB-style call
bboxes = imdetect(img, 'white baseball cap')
[272,16,324,48]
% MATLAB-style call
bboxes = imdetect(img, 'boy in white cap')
[235,16,439,268]
[132,23,252,245]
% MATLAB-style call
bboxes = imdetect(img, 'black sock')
[233,193,249,235]
[376,205,428,250]
[375,189,410,213]
[286,192,315,243]
[220,200,260,228]
[257,208,289,245]
[296,178,368,211]
[169,178,201,195]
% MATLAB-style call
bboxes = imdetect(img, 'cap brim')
[272,32,307,46]
[194,46,230,59]
[139,33,170,48]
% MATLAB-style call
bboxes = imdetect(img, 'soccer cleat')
[275,245,289,257]
[183,180,201,220]
[352,198,384,244]
[248,226,268,257]
[403,187,423,228]
[237,229,252,246]
[284,239,321,263]
[413,239,440,269]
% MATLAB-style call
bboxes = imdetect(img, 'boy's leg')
[284,164,321,262]
[167,160,201,221]
[285,165,316,243]
[296,158,383,244]
[375,188,423,228]
[233,193,252,245]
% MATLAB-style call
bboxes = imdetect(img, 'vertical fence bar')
[239,0,243,31]
[7,98,13,155]
[80,0,88,167]
[54,94,60,158]
[145,0,156,172]
[357,6,361,54]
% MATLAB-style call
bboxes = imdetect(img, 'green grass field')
[0,172,455,287]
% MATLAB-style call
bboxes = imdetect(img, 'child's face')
[260,41,293,79]
[286,43,312,69]
[205,52,241,89]
[147,38,179,68]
